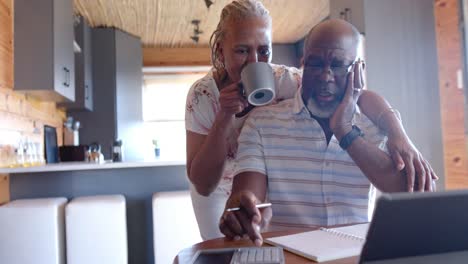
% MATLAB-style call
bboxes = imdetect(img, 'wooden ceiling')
[74,0,329,47]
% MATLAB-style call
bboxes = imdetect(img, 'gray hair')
[209,0,271,76]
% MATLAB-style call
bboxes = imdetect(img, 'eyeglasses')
[304,61,356,76]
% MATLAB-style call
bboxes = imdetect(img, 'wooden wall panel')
[143,47,211,66]
[0,174,9,205]
[0,0,13,89]
[434,0,468,189]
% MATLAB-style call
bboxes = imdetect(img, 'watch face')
[353,125,364,136]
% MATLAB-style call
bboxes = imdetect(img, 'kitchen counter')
[4,158,189,264]
[0,159,186,174]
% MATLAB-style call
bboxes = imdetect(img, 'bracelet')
[377,108,402,128]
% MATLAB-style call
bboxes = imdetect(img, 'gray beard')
[306,97,340,118]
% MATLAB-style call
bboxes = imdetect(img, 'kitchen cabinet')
[65,17,94,111]
[73,28,143,160]
[14,0,75,102]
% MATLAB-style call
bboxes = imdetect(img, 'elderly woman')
[185,0,436,240]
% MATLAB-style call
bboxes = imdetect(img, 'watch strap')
[339,125,364,150]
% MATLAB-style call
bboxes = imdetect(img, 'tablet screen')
[192,250,235,264]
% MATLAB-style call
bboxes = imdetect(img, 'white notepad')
[265,223,369,262]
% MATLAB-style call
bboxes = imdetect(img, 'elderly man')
[219,19,435,246]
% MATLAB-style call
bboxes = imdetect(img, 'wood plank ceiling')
[74,0,329,47]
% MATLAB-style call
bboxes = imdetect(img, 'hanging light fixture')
[190,36,200,43]
[190,20,203,44]
[204,0,214,9]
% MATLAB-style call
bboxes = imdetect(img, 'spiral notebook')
[265,223,369,262]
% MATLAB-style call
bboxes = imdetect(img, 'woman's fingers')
[413,158,426,192]
[390,148,406,171]
[421,157,433,192]
[219,82,247,115]
[402,153,415,192]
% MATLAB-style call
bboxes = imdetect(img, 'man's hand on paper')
[219,191,272,246]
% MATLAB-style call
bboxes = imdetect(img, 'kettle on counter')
[88,142,104,163]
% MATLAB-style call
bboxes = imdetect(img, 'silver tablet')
[360,190,468,263]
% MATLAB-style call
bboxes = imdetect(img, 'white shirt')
[185,64,302,239]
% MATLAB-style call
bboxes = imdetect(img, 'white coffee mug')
[241,62,276,106]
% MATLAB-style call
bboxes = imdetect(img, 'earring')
[216,59,225,70]
[215,59,228,81]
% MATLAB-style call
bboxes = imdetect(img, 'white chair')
[0,197,67,264]
[66,195,128,264]
[153,191,202,264]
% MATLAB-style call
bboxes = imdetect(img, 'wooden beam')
[434,0,468,189]
[143,47,212,67]
[0,174,10,204]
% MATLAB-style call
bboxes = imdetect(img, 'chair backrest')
[152,191,202,264]
[0,197,67,264]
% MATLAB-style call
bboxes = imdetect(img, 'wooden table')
[174,229,359,264]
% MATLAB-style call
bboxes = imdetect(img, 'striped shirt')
[234,89,388,230]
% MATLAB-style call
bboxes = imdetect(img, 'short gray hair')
[209,0,271,74]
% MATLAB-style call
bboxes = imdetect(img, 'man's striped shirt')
[234,89,387,230]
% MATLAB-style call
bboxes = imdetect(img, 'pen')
[226,202,272,212]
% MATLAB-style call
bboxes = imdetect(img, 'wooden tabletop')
[174,229,359,264]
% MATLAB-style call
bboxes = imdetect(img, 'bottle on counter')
[152,139,160,158]
[0,132,24,168]
[0,144,7,168]
[15,139,25,167]
[24,139,37,167]
[6,145,16,168]
[112,140,123,162]
[36,142,45,165]
[25,139,32,166]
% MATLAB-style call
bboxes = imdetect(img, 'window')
[142,69,208,161]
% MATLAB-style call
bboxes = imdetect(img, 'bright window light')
[141,72,208,160]
[143,73,207,122]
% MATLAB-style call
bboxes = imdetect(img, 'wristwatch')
[339,125,364,150]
